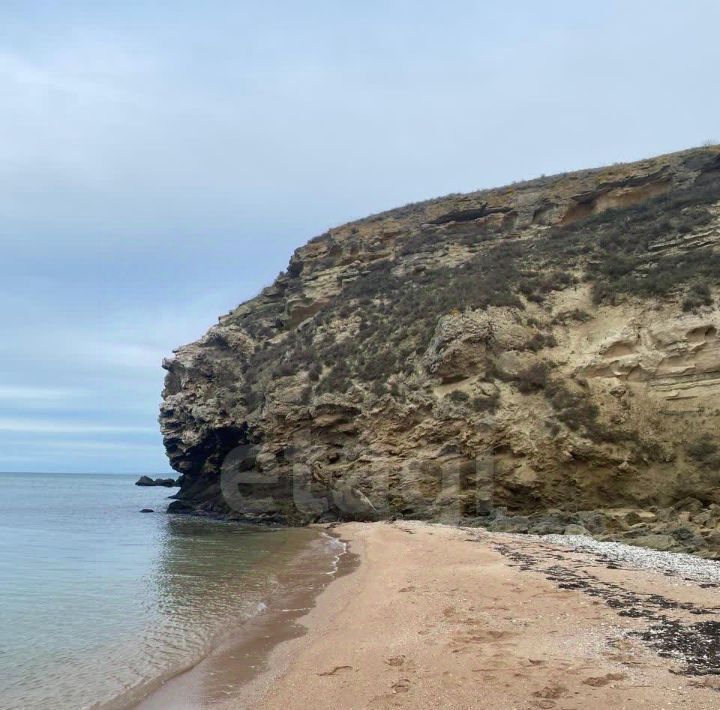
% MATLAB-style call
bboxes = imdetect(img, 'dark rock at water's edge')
[135,475,179,487]
[167,500,196,514]
[140,508,154,513]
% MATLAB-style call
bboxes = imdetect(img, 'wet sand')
[136,531,357,710]
[228,521,720,710]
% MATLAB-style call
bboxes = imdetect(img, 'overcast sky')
[2,1,719,473]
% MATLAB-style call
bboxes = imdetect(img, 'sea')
[0,472,343,710]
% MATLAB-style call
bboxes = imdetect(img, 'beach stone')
[624,510,657,525]
[669,527,706,552]
[529,520,565,535]
[674,497,704,514]
[672,526,697,542]
[629,534,676,552]
[691,510,715,527]
[563,524,590,536]
[531,510,579,528]
[620,529,645,540]
[654,507,674,523]
[489,516,530,533]
[576,511,608,534]
[331,484,378,521]
[704,531,720,547]
[462,516,492,528]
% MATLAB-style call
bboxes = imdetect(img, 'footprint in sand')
[392,678,411,694]
[454,629,509,644]
[582,672,626,687]
[532,682,568,700]
[385,655,406,667]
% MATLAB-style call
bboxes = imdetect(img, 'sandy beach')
[216,521,720,710]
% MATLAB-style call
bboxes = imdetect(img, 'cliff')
[160,146,720,556]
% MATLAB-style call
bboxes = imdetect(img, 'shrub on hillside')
[515,363,550,393]
[683,281,713,312]
[687,437,720,470]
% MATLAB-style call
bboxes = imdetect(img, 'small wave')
[320,532,349,576]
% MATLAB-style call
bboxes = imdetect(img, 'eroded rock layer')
[160,146,720,552]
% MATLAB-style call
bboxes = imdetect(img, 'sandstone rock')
[330,484,378,521]
[528,522,565,535]
[624,510,658,525]
[563,524,590,536]
[628,534,676,552]
[671,526,699,543]
[489,516,531,534]
[691,510,716,527]
[674,497,705,514]
[576,511,609,534]
[157,146,720,556]
[704,530,720,546]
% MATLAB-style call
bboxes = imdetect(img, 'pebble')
[542,534,720,585]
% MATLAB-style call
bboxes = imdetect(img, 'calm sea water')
[0,472,336,710]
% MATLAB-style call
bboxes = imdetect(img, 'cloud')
[0,417,155,434]
[0,386,82,401]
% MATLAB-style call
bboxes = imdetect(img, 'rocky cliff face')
[160,147,720,554]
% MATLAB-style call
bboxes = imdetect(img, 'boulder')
[628,534,676,552]
[528,510,580,535]
[167,500,195,514]
[490,516,531,534]
[331,484,378,521]
[624,510,658,525]
[576,511,608,534]
[563,524,590,536]
[529,521,565,535]
[155,478,178,487]
[674,497,704,514]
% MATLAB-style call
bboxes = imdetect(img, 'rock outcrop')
[135,475,179,487]
[159,146,720,554]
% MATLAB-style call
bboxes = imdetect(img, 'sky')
[1,1,719,473]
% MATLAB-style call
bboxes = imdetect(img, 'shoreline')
[212,526,370,708]
[134,529,358,710]
[232,521,720,709]
[134,521,720,709]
